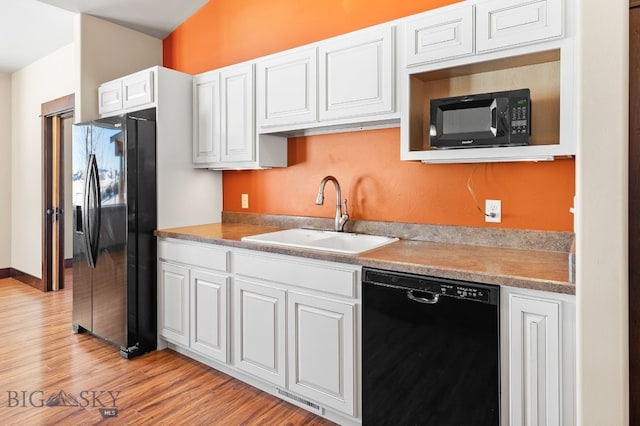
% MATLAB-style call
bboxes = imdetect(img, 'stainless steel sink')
[241,228,398,255]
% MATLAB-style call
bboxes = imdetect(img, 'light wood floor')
[0,273,335,425]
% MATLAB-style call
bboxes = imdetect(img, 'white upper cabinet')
[319,26,395,121]
[193,71,221,165]
[98,80,123,115]
[122,69,154,110]
[193,63,288,170]
[476,0,563,53]
[399,0,572,163]
[405,4,474,66]
[255,24,398,135]
[257,48,318,128]
[98,66,222,228]
[99,69,154,115]
[221,63,256,163]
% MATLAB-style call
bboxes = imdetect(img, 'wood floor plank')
[0,275,336,425]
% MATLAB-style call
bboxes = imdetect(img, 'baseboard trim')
[0,268,10,279]
[10,268,44,292]
[64,258,72,269]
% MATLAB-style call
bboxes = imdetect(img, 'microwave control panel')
[509,96,530,136]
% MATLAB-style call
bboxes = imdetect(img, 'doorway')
[42,94,74,292]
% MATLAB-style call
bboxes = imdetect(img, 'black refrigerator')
[71,108,157,359]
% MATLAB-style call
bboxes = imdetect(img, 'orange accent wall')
[163,0,576,232]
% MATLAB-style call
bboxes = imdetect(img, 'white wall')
[75,14,162,122]
[7,15,161,279]
[576,0,629,424]
[0,73,11,269]
[10,44,76,278]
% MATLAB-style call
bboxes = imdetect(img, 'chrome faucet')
[315,176,349,232]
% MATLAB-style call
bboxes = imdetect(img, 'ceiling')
[0,0,208,74]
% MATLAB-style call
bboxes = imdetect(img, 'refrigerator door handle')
[84,154,101,268]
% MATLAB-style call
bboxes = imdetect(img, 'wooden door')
[42,94,74,292]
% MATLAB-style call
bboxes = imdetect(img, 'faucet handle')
[343,199,349,215]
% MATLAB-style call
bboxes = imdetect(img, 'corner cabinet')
[501,286,575,426]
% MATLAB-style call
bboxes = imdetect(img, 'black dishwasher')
[362,267,500,426]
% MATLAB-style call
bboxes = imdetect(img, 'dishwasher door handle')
[406,290,440,304]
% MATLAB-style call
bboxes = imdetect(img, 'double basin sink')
[241,228,398,255]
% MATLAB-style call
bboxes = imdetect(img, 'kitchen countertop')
[155,221,575,295]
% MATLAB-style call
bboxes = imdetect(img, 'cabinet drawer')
[476,0,562,52]
[405,5,474,66]
[235,251,359,298]
[159,239,229,272]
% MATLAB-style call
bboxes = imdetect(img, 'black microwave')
[429,88,531,149]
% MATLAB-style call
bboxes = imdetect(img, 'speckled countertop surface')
[155,218,575,295]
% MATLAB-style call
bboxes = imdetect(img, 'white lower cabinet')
[233,278,287,387]
[234,249,360,418]
[287,291,356,416]
[190,269,229,363]
[157,240,361,424]
[159,262,190,346]
[158,239,231,362]
[503,286,575,426]
[158,239,579,426]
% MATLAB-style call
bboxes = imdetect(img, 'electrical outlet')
[241,193,249,209]
[485,199,501,223]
